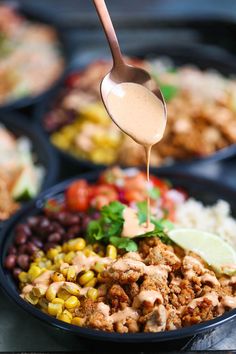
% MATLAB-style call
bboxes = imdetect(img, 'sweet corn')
[46,285,57,302]
[51,272,65,282]
[28,265,42,282]
[62,283,80,296]
[32,285,47,297]
[38,297,48,310]
[63,309,73,320]
[64,251,75,264]
[47,248,59,260]
[52,298,64,306]
[61,267,68,277]
[19,271,28,283]
[25,292,39,305]
[57,312,71,324]
[79,271,94,286]
[93,262,105,273]
[106,245,117,259]
[62,243,69,253]
[57,288,70,301]
[68,238,86,252]
[85,278,97,288]
[71,317,84,326]
[66,266,77,282]
[87,288,98,301]
[48,302,63,317]
[97,273,105,283]
[65,296,80,309]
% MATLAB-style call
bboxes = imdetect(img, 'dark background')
[0,0,236,351]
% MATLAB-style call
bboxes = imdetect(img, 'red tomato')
[124,189,144,203]
[90,184,118,209]
[66,180,90,212]
[150,176,169,193]
[124,172,147,191]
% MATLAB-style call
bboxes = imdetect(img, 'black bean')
[30,237,43,249]
[15,232,27,245]
[4,255,16,269]
[38,217,50,232]
[43,242,57,252]
[18,245,28,254]
[62,233,75,242]
[48,232,61,243]
[26,242,38,255]
[51,222,64,235]
[27,216,39,228]
[15,224,31,237]
[67,225,80,236]
[13,267,21,279]
[16,254,29,270]
[64,214,80,226]
[8,246,17,255]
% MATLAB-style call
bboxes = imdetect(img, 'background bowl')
[0,168,236,349]
[0,112,59,223]
[0,4,70,112]
[36,43,236,174]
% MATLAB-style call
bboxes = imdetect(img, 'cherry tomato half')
[66,180,90,212]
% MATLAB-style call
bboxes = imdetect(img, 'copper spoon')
[93,0,167,118]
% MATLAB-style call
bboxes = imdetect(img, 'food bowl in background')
[0,2,71,112]
[0,168,236,349]
[0,112,59,224]
[35,43,236,173]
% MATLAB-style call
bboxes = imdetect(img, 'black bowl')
[36,43,236,173]
[0,168,236,349]
[0,112,59,222]
[0,3,70,112]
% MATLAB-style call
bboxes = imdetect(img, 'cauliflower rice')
[175,199,236,250]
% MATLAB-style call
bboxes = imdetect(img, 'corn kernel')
[57,312,71,323]
[48,302,63,316]
[64,251,75,264]
[46,285,57,302]
[97,273,105,283]
[68,238,86,252]
[51,272,65,282]
[106,245,117,259]
[66,266,77,282]
[32,285,47,297]
[52,298,64,306]
[47,248,59,260]
[38,297,48,310]
[19,271,28,283]
[63,309,73,320]
[71,317,84,326]
[62,283,80,296]
[79,271,94,286]
[87,288,98,301]
[93,262,105,273]
[57,288,70,301]
[85,278,97,288]
[65,296,79,309]
[25,292,39,305]
[28,265,42,282]
[62,243,69,253]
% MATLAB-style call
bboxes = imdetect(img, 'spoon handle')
[93,0,124,67]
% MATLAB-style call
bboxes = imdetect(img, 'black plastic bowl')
[0,112,59,220]
[0,168,236,349]
[0,4,70,112]
[36,43,236,172]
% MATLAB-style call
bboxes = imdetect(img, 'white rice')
[174,199,236,250]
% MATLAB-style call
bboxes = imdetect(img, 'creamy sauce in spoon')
[107,82,166,227]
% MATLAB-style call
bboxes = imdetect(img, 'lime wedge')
[168,228,236,274]
[11,165,37,201]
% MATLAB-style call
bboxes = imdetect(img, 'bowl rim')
[1,168,236,342]
[35,42,236,170]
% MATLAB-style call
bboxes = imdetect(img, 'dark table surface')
[1,0,236,351]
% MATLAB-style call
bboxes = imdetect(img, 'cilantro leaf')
[148,186,160,199]
[110,236,138,252]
